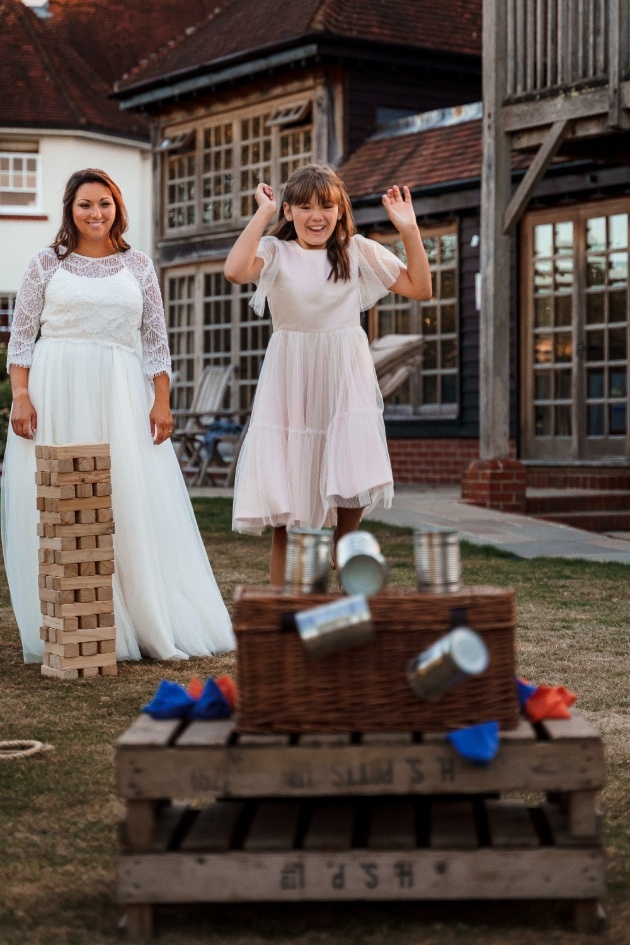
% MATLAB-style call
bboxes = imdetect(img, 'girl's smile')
[283,193,341,249]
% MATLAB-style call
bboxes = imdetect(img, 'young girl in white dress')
[2,168,235,663]
[225,164,432,584]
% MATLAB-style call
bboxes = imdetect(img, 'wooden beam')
[480,0,512,460]
[503,118,570,233]
[504,85,610,131]
[609,0,621,127]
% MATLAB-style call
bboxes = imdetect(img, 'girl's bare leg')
[333,507,365,566]
[270,525,288,586]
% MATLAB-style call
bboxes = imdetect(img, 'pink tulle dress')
[232,234,404,535]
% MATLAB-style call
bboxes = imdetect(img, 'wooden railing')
[506,0,630,97]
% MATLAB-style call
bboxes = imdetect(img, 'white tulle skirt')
[233,326,393,535]
[1,337,235,664]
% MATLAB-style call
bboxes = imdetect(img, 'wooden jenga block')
[53,574,112,591]
[61,511,77,525]
[55,548,114,565]
[51,468,110,486]
[80,666,100,678]
[54,522,114,538]
[95,455,111,470]
[97,534,114,549]
[96,508,114,523]
[42,614,79,633]
[94,481,112,496]
[75,457,95,472]
[54,651,116,671]
[44,641,81,659]
[57,627,115,645]
[47,627,57,643]
[98,613,115,628]
[41,664,79,680]
[47,444,109,459]
[77,536,97,550]
[78,510,97,524]
[39,626,49,641]
[41,650,51,666]
[50,458,75,474]
[80,642,99,657]
[76,588,97,604]
[98,638,116,654]
[37,484,76,500]
[97,560,115,575]
[36,497,46,512]
[75,483,94,499]
[79,561,97,576]
[99,663,118,676]
[96,586,113,601]
[79,615,99,630]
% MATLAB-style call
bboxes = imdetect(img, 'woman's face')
[72,182,116,249]
[283,190,341,250]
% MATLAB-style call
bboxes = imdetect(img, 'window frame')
[0,151,41,215]
[161,95,314,236]
[370,221,460,420]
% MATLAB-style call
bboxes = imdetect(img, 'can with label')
[406,626,489,701]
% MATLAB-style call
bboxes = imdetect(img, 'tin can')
[406,626,489,701]
[293,595,374,658]
[284,527,334,594]
[336,530,388,596]
[413,528,461,593]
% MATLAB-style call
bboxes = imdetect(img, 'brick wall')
[387,438,481,484]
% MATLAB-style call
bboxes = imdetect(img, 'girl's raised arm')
[382,185,433,301]
[224,183,277,285]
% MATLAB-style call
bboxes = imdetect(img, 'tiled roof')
[0,0,218,137]
[339,119,486,198]
[116,0,482,93]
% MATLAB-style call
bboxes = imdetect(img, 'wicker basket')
[234,585,519,733]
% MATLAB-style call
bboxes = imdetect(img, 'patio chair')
[171,364,235,482]
[370,333,424,400]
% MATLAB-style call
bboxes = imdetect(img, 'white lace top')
[7,248,172,379]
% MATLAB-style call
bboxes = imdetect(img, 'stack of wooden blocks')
[36,443,117,680]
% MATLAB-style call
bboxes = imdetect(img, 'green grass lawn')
[1,498,629,944]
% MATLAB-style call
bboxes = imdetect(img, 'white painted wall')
[0,132,152,299]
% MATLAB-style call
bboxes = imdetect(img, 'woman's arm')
[382,185,433,301]
[9,365,37,439]
[149,372,173,446]
[224,183,277,285]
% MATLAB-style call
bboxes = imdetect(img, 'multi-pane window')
[372,225,459,417]
[166,274,196,409]
[166,149,196,230]
[202,124,233,224]
[164,100,313,232]
[0,153,39,211]
[167,268,271,417]
[0,294,15,339]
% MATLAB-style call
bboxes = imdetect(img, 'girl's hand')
[255,183,277,218]
[382,185,418,234]
[150,402,174,446]
[11,392,37,440]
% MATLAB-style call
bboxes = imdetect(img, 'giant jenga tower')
[35,444,117,679]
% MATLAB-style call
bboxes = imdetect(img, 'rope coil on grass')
[0,740,53,760]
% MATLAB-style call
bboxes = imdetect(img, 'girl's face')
[283,191,341,250]
[72,182,116,251]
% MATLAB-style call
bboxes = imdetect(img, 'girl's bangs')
[288,172,340,207]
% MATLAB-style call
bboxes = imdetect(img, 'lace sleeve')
[136,254,172,379]
[7,250,57,369]
[249,236,280,317]
[353,234,406,311]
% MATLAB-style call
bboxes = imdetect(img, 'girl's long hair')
[271,164,356,281]
[51,168,130,259]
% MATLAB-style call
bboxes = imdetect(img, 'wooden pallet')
[116,711,606,940]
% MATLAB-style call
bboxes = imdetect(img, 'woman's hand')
[10,386,37,440]
[382,185,418,235]
[254,183,277,219]
[150,373,174,445]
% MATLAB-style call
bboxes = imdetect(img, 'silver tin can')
[406,627,489,701]
[284,526,334,594]
[294,595,374,658]
[414,528,461,593]
[336,530,388,597]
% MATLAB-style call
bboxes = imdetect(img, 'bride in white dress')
[1,168,234,663]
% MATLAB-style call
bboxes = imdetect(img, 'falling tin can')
[406,626,489,701]
[284,526,334,594]
[413,527,461,593]
[336,530,388,597]
[293,594,374,658]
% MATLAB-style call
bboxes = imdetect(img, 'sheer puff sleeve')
[353,234,406,311]
[7,249,58,370]
[135,253,172,379]
[249,236,280,317]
